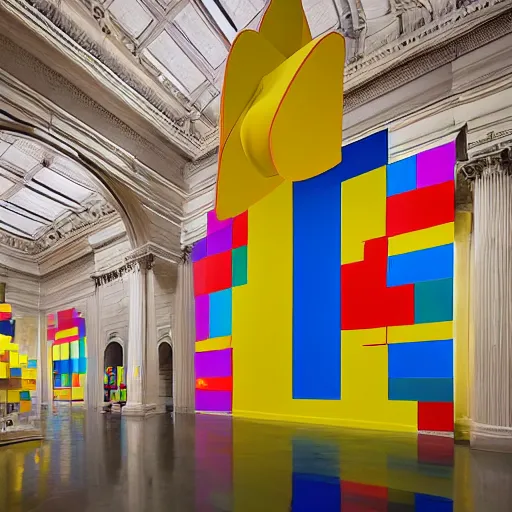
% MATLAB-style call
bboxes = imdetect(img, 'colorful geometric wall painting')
[49,309,87,402]
[104,366,127,403]
[193,210,248,413]
[0,302,37,416]
[193,129,456,433]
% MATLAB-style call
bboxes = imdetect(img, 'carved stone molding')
[460,146,512,181]
[0,198,117,255]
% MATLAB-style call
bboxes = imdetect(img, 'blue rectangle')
[79,338,86,359]
[0,320,14,337]
[293,439,340,478]
[28,359,37,369]
[10,367,21,378]
[389,378,453,402]
[209,288,232,338]
[387,244,453,286]
[387,155,417,196]
[61,359,70,375]
[54,375,61,388]
[71,358,79,374]
[415,493,453,512]
[388,340,453,379]
[291,473,341,511]
[53,360,61,374]
[20,390,30,401]
[78,357,87,374]
[292,130,388,400]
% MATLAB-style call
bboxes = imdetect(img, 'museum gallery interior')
[0,0,512,510]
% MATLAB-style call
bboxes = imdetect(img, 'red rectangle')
[232,211,248,248]
[387,180,454,237]
[195,376,233,392]
[418,401,454,432]
[341,481,388,500]
[47,328,57,342]
[0,313,11,321]
[194,251,232,296]
[54,335,79,345]
[417,433,454,466]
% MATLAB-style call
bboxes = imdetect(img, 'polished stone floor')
[1,406,512,511]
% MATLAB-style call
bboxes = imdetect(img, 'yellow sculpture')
[216,0,345,220]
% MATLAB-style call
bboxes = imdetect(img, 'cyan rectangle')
[28,359,37,369]
[388,340,453,379]
[79,339,86,359]
[415,278,453,323]
[20,390,30,401]
[389,378,453,402]
[78,357,87,374]
[209,288,232,338]
[387,243,453,286]
[387,155,416,196]
[292,130,388,400]
[71,358,79,374]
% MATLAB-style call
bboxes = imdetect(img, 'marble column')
[462,147,512,451]
[144,265,158,410]
[123,261,147,416]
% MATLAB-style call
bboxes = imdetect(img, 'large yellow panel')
[388,222,454,256]
[341,166,387,264]
[22,368,37,380]
[0,362,7,378]
[0,304,11,313]
[7,343,18,352]
[388,321,453,344]
[71,387,84,401]
[52,344,61,361]
[22,379,36,391]
[8,390,20,402]
[10,351,19,367]
[19,354,28,366]
[232,182,416,431]
[195,337,231,353]
[0,390,6,402]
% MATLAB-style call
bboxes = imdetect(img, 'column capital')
[460,146,512,182]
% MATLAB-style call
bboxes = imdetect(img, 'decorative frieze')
[460,146,512,181]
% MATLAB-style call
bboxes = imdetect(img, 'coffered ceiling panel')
[109,0,155,38]
[219,0,266,29]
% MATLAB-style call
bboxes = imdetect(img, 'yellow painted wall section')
[232,182,417,431]
[388,321,453,344]
[454,211,472,440]
[341,166,386,264]
[195,336,232,353]
[388,222,454,256]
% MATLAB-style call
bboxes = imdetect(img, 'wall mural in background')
[0,303,37,416]
[192,210,248,413]
[49,309,87,402]
[193,131,456,432]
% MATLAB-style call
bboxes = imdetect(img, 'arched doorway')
[158,341,173,412]
[104,341,126,404]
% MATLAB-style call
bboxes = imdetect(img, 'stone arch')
[104,340,124,369]
[158,337,173,411]
[0,117,147,248]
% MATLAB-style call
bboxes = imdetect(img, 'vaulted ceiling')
[0,132,114,248]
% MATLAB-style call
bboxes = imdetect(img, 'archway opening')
[104,342,126,404]
[158,342,173,412]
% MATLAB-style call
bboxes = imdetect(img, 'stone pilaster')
[461,146,512,451]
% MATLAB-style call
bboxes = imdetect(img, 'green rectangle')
[388,378,453,402]
[415,278,453,323]
[232,246,248,287]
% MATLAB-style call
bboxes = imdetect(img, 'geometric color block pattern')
[50,309,87,402]
[0,300,37,416]
[192,209,248,412]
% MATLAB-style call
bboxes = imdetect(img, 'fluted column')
[123,261,147,415]
[463,147,512,451]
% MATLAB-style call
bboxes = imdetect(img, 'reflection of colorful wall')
[49,309,87,402]
[192,210,248,412]
[0,303,37,415]
[193,130,456,432]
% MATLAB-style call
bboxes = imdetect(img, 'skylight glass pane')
[34,167,92,203]
[1,145,39,172]
[203,95,221,123]
[9,188,69,221]
[200,0,237,42]
[0,175,14,195]
[147,31,205,93]
[0,140,10,157]
[0,207,45,236]
[0,202,51,224]
[220,0,265,28]
[304,0,338,37]
[0,223,30,238]
[174,4,228,68]
[109,0,153,38]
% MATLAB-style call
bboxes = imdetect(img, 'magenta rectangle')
[207,210,233,236]
[195,390,232,412]
[416,141,456,188]
[207,225,232,256]
[195,349,232,378]
[195,295,209,341]
[192,238,207,262]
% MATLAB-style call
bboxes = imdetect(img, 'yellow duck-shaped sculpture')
[215,0,345,220]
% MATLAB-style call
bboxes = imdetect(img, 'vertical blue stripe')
[292,130,388,400]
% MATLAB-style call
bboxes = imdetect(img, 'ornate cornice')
[460,146,512,181]
[0,198,117,255]
[92,253,154,287]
